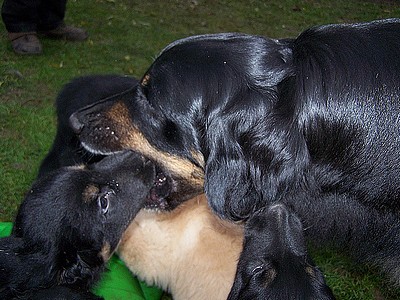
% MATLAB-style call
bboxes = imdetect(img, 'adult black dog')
[38,74,137,177]
[228,204,335,300]
[0,151,158,299]
[70,19,400,284]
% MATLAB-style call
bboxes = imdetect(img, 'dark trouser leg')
[1,0,41,32]
[37,0,67,31]
[1,0,67,33]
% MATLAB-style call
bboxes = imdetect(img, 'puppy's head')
[70,33,293,217]
[1,151,155,297]
[228,204,335,300]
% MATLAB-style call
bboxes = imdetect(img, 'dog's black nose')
[69,112,84,134]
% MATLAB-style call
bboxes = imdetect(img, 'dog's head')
[227,204,335,300]
[70,33,294,219]
[0,151,156,297]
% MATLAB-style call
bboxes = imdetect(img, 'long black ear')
[205,117,307,221]
[204,38,296,221]
[205,152,262,221]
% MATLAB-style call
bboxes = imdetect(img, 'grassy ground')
[1,0,400,299]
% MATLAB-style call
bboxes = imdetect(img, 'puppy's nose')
[69,112,84,134]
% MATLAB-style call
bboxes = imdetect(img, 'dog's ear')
[205,125,307,221]
[204,38,297,221]
[205,155,261,220]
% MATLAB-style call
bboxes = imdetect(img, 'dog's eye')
[251,262,277,286]
[251,261,274,275]
[98,192,112,215]
[252,264,264,275]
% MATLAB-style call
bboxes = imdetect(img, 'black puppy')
[0,151,157,299]
[38,74,137,177]
[70,19,400,283]
[228,204,335,300]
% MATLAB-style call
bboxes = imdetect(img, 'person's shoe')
[39,24,88,41]
[8,32,43,55]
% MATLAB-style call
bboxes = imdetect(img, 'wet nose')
[69,112,84,134]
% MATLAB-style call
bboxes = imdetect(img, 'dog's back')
[289,19,400,211]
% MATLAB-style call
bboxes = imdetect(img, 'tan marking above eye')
[141,74,150,86]
[82,184,100,203]
[106,101,205,188]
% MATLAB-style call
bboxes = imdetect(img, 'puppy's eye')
[251,262,277,284]
[251,261,273,275]
[252,264,264,275]
[98,192,112,215]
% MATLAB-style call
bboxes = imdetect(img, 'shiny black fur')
[0,152,155,299]
[38,75,137,177]
[228,204,335,300]
[71,19,400,284]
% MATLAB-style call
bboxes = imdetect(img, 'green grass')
[1,0,400,299]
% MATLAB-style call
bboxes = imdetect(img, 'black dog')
[0,151,158,299]
[228,204,335,300]
[70,19,400,284]
[38,74,137,177]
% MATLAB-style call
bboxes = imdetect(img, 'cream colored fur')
[118,194,243,300]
